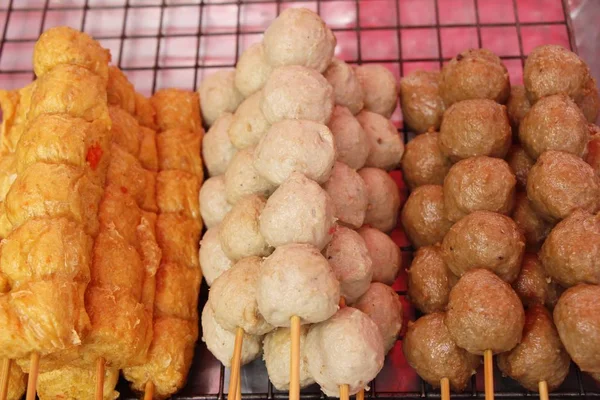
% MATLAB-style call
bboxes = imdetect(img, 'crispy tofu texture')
[151,88,202,133]
[156,213,201,269]
[37,364,119,400]
[0,153,17,201]
[139,126,158,171]
[156,170,200,221]
[157,128,203,180]
[134,92,157,130]
[0,82,36,153]
[155,262,201,321]
[109,105,141,157]
[107,66,135,115]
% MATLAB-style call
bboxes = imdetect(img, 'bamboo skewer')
[25,352,39,400]
[227,327,244,400]
[144,381,155,400]
[484,350,494,400]
[356,389,365,400]
[96,357,105,400]
[339,382,349,400]
[538,381,549,400]
[289,315,301,400]
[441,377,450,400]
[236,369,242,400]
[0,359,11,400]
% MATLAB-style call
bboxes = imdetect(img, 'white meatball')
[200,225,233,286]
[228,91,271,150]
[235,43,273,98]
[323,226,373,304]
[257,243,340,326]
[352,282,403,353]
[263,326,315,390]
[209,256,274,335]
[263,7,336,73]
[202,113,237,177]
[260,173,336,250]
[355,64,399,118]
[306,307,384,397]
[199,70,244,126]
[201,304,262,367]
[199,175,232,228]
[358,168,401,232]
[324,58,364,115]
[327,106,369,170]
[356,110,404,171]
[358,226,401,285]
[224,147,276,204]
[254,119,336,185]
[261,65,335,125]
[219,194,272,261]
[323,162,368,229]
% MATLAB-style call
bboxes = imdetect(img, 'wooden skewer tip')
[144,381,155,400]
[440,377,450,400]
[25,352,40,400]
[289,316,301,400]
[95,357,105,400]
[356,389,365,400]
[0,359,11,400]
[227,327,245,400]
[483,350,494,400]
[339,384,349,400]
[538,380,549,400]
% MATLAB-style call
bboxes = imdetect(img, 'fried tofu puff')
[134,92,157,130]
[157,128,203,181]
[0,82,36,153]
[37,364,119,400]
[151,88,202,133]
[107,66,136,114]
[6,362,26,400]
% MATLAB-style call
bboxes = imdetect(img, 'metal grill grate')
[0,0,598,399]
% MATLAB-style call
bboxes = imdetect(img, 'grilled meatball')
[401,131,451,190]
[403,312,480,392]
[506,145,534,190]
[327,106,369,170]
[356,110,404,171]
[199,225,233,286]
[506,84,531,132]
[446,268,525,354]
[199,70,244,126]
[199,175,232,229]
[324,58,364,115]
[228,91,270,150]
[553,284,600,372]
[407,245,458,314]
[224,147,276,204]
[401,185,452,248]
[358,167,401,233]
[358,226,401,285]
[512,253,560,309]
[527,151,600,222]
[235,43,273,98]
[355,64,398,118]
[443,156,516,222]
[576,75,600,123]
[438,99,511,162]
[585,125,600,177]
[202,113,237,177]
[497,304,570,392]
[322,162,368,229]
[400,70,445,134]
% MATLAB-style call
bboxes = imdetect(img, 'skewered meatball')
[441,211,525,283]
[353,282,403,353]
[400,131,451,189]
[577,76,600,123]
[201,305,262,367]
[235,43,273,98]
[261,65,334,124]
[306,307,384,396]
[358,226,401,285]
[401,185,452,248]
[497,304,570,392]
[446,268,525,354]
[512,253,560,310]
[512,192,553,251]
[506,85,531,132]
[199,70,244,126]
[355,64,399,118]
[399,70,445,133]
[519,94,589,159]
[585,127,600,177]
[358,168,401,233]
[224,147,276,205]
[356,110,404,171]
[443,156,516,222]
[506,145,534,189]
[256,243,340,326]
[199,225,233,286]
[324,58,364,115]
[228,91,270,150]
[254,119,335,185]
[323,162,368,229]
[323,226,373,304]
[527,151,600,222]
[202,113,237,177]
[219,195,272,262]
[260,173,335,250]
[438,99,511,162]
[540,210,600,287]
[439,48,510,106]
[523,44,589,104]
[407,245,458,314]
[209,256,274,335]
[263,326,315,390]
[327,106,369,170]
[263,7,335,73]
[404,312,480,392]
[553,284,600,372]
[199,176,232,229]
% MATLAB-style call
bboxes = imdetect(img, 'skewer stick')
[144,381,154,400]
[339,383,349,400]
[236,369,242,400]
[356,388,365,400]
[538,381,549,400]
[484,350,494,400]
[96,357,105,400]
[25,352,39,400]
[289,315,301,400]
[0,359,11,400]
[440,377,450,400]
[227,327,244,400]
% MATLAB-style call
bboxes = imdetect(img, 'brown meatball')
[403,313,480,392]
[519,94,589,160]
[523,44,589,104]
[576,75,600,123]
[506,85,531,132]
[511,192,553,251]
[553,284,600,372]
[441,211,525,283]
[512,253,560,309]
[401,185,452,248]
[439,48,510,107]
[446,268,525,355]
[527,151,600,222]
[443,156,516,222]
[439,99,511,162]
[407,245,458,314]
[585,127,600,177]
[399,70,445,134]
[506,145,534,190]
[540,210,600,287]
[400,131,451,190]
[497,304,570,392]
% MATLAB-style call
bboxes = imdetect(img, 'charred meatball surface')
[401,131,451,190]
[400,70,445,133]
[401,185,452,248]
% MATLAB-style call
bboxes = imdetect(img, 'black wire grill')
[0,0,598,399]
